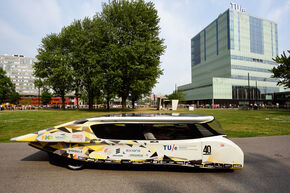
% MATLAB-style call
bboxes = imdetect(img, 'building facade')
[179,7,288,105]
[0,54,38,96]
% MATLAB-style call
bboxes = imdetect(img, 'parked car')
[11,113,244,170]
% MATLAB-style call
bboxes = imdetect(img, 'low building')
[0,54,38,96]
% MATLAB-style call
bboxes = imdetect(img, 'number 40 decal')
[203,145,211,155]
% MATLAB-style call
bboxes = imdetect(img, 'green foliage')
[34,0,165,110]
[167,89,185,102]
[41,89,52,105]
[9,92,20,105]
[272,50,290,88]
[62,18,105,110]
[0,67,20,104]
[20,98,32,105]
[101,0,165,108]
[34,33,73,109]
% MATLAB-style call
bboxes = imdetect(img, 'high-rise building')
[179,4,288,105]
[0,54,38,96]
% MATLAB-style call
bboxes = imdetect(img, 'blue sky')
[0,0,289,95]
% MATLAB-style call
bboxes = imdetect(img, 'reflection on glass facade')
[231,55,277,65]
[227,10,230,50]
[191,34,201,66]
[232,75,277,82]
[275,24,278,56]
[216,20,219,55]
[271,23,273,56]
[238,13,240,50]
[232,85,279,100]
[230,11,235,49]
[232,86,261,100]
[250,16,264,54]
[204,30,206,61]
[232,65,271,73]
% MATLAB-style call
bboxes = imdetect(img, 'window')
[231,55,277,65]
[250,16,264,54]
[230,11,235,50]
[191,34,201,66]
[90,123,223,140]
[91,124,144,140]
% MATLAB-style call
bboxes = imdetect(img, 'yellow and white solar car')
[11,113,244,170]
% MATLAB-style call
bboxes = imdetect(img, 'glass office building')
[179,8,287,105]
[0,54,38,96]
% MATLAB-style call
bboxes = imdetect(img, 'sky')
[0,0,289,95]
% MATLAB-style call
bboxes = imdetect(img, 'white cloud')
[152,0,198,95]
[266,0,290,22]
[0,18,36,56]
[10,0,62,32]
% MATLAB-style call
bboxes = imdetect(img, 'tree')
[10,92,20,105]
[0,67,20,104]
[271,50,290,88]
[20,98,32,105]
[61,21,83,110]
[34,33,73,109]
[62,18,105,110]
[101,0,165,109]
[166,89,185,102]
[129,76,158,108]
[41,89,52,105]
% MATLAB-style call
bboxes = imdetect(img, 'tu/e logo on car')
[163,144,178,151]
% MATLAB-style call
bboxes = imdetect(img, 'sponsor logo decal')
[55,135,67,139]
[72,134,83,139]
[126,149,141,153]
[220,144,224,147]
[67,148,83,154]
[116,148,120,154]
[42,135,53,140]
[163,144,178,151]
[41,134,68,141]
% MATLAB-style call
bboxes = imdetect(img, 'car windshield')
[91,120,224,140]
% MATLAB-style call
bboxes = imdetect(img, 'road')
[1,135,290,193]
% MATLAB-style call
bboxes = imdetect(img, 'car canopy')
[86,113,214,124]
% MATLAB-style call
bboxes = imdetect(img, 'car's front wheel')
[67,159,85,170]
[48,152,85,170]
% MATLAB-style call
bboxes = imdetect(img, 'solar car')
[11,113,244,170]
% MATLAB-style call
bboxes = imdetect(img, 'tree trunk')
[61,92,65,110]
[75,88,80,110]
[106,97,110,110]
[88,93,94,111]
[121,96,127,109]
[132,99,135,109]
[76,96,79,109]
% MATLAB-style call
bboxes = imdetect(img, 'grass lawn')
[0,108,289,142]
